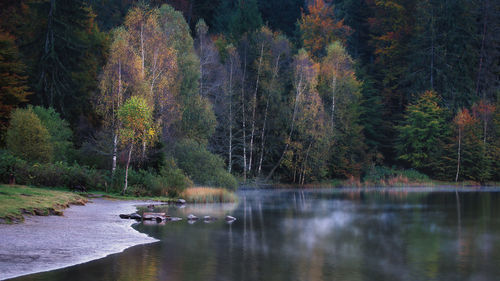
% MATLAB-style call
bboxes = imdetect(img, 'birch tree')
[118,96,155,194]
[266,49,318,180]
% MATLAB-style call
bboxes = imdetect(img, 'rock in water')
[168,217,183,222]
[155,217,163,223]
[176,199,186,204]
[119,214,130,219]
[187,214,198,220]
[130,213,142,220]
[225,215,236,222]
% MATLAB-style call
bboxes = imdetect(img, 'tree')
[299,0,352,59]
[159,5,215,144]
[252,28,292,177]
[366,0,415,163]
[319,42,353,129]
[31,0,106,123]
[396,91,447,176]
[214,0,263,39]
[406,0,479,109]
[0,30,31,137]
[31,106,73,162]
[319,42,365,178]
[6,108,53,163]
[173,139,237,189]
[453,108,488,182]
[118,96,155,194]
[98,27,143,175]
[195,19,224,101]
[257,0,303,37]
[267,49,319,181]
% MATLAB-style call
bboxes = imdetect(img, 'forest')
[0,0,499,196]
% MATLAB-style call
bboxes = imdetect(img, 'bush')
[0,150,108,190]
[31,106,73,162]
[173,139,237,189]
[363,166,429,185]
[110,159,191,197]
[6,108,53,163]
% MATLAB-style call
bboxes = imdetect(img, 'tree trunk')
[141,140,146,164]
[140,24,145,77]
[331,74,336,128]
[123,143,133,195]
[228,56,234,173]
[249,44,264,174]
[258,54,281,177]
[257,98,269,177]
[112,59,123,177]
[301,142,312,185]
[199,31,204,97]
[455,128,461,182]
[112,133,118,176]
[241,47,248,182]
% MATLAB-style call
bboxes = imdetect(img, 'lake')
[12,188,500,281]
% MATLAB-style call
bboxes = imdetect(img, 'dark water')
[13,188,500,281]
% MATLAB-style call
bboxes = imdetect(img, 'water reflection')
[12,188,500,281]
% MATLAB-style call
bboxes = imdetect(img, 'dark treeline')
[0,0,499,190]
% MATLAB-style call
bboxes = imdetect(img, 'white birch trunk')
[249,44,264,173]
[123,144,133,195]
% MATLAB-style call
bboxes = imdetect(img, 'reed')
[180,187,238,203]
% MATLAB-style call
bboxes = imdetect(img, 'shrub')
[0,150,107,190]
[110,160,191,197]
[363,166,429,186]
[31,106,73,162]
[6,108,53,163]
[173,139,237,189]
[157,158,192,196]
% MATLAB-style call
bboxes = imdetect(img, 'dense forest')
[0,0,499,194]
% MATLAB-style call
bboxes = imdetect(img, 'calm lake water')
[12,188,500,281]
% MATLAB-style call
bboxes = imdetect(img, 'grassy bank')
[0,185,87,223]
[180,187,238,203]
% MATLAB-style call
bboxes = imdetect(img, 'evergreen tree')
[396,91,448,176]
[0,30,31,137]
[28,0,106,124]
[214,0,262,40]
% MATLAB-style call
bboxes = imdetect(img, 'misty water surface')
[12,188,500,281]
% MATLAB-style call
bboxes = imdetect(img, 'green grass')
[0,185,87,223]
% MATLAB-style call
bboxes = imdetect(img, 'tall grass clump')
[363,166,430,186]
[180,187,237,203]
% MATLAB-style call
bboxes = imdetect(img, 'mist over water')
[13,188,500,281]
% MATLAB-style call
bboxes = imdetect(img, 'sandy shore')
[0,198,158,280]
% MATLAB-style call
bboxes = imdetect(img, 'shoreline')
[0,198,158,280]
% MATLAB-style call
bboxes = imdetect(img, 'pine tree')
[396,90,448,176]
[0,30,31,137]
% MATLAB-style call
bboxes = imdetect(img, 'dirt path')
[0,198,158,280]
